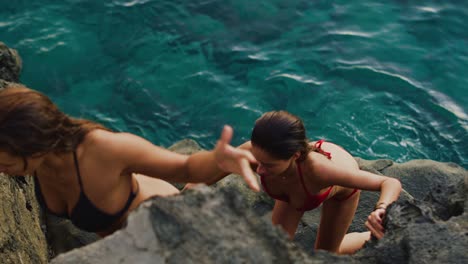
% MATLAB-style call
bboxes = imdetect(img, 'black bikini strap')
[72,151,84,189]
[33,172,45,204]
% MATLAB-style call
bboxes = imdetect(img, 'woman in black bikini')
[0,85,258,236]
[230,111,402,254]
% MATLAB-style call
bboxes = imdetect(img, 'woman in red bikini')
[234,111,402,254]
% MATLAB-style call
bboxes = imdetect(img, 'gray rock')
[211,158,467,259]
[50,155,467,263]
[52,186,355,264]
[380,159,466,220]
[167,139,205,190]
[0,42,22,82]
[0,42,49,263]
[168,139,203,155]
[353,159,468,264]
[44,214,100,257]
[0,80,24,90]
[0,174,49,264]
[355,200,468,264]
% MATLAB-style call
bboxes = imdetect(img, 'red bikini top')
[260,139,333,211]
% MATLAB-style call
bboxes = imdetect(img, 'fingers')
[365,220,384,239]
[217,125,259,191]
[365,210,386,239]
[215,125,233,155]
[220,125,233,145]
[242,149,257,164]
[240,160,260,192]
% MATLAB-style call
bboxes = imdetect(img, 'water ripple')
[334,64,467,131]
[327,30,376,38]
[266,73,324,86]
[416,6,442,13]
[335,65,425,89]
[110,0,153,7]
[427,90,468,121]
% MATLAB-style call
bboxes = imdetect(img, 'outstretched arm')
[186,125,259,191]
[98,126,259,191]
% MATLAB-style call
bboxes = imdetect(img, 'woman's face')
[251,146,295,177]
[0,151,43,176]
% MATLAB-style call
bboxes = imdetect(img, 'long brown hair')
[0,85,108,161]
[251,111,311,161]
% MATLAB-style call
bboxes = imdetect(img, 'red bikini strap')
[314,139,332,159]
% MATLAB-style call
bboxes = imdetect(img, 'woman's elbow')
[384,177,402,194]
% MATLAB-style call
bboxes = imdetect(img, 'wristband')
[374,202,388,211]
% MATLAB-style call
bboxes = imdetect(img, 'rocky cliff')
[1,42,467,264]
[0,42,49,264]
[51,140,468,264]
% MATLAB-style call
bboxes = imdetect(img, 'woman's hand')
[365,207,386,239]
[214,125,260,191]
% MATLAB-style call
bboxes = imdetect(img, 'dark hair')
[251,111,311,161]
[0,85,109,168]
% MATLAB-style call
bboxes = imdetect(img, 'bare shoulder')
[309,140,351,155]
[83,129,149,152]
[85,129,133,143]
[306,141,359,177]
[80,130,141,164]
[238,141,252,150]
[81,129,187,178]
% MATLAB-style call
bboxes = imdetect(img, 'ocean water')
[0,0,467,168]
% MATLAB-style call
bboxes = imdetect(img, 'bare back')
[312,141,359,170]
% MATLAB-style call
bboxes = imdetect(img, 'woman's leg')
[339,231,371,254]
[181,182,201,192]
[98,174,180,236]
[132,173,180,204]
[315,190,366,254]
[271,200,304,239]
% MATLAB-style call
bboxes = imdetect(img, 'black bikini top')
[34,151,138,232]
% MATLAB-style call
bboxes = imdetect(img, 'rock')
[44,213,100,257]
[351,159,467,264]
[379,159,466,220]
[355,200,468,264]
[168,139,203,155]
[167,139,205,190]
[49,152,467,263]
[51,185,355,264]
[293,158,416,253]
[0,174,49,264]
[210,158,467,258]
[0,80,24,90]
[0,42,49,263]
[0,42,22,82]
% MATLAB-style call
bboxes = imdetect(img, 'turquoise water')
[1,0,467,168]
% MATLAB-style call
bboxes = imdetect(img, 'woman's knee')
[134,173,180,197]
[338,231,371,255]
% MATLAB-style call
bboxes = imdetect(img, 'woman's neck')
[278,160,298,180]
[36,151,73,184]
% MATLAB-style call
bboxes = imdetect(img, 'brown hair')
[251,111,311,161]
[0,85,108,165]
